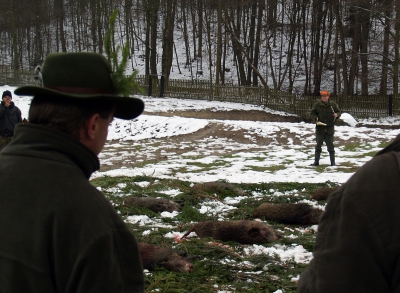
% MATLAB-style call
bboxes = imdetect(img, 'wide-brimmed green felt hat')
[15,52,144,120]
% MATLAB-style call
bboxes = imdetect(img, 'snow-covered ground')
[6,81,399,188]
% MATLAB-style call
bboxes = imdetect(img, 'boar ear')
[248,227,260,237]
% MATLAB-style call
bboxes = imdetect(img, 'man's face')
[321,94,329,103]
[92,110,115,155]
[2,96,11,107]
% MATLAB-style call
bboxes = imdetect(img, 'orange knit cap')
[320,90,330,96]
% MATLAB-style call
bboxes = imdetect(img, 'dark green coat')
[298,133,400,292]
[0,123,144,293]
[310,100,341,135]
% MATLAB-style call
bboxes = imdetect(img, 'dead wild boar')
[124,197,181,213]
[310,186,339,201]
[138,242,193,273]
[181,220,280,244]
[253,203,324,225]
[191,182,248,196]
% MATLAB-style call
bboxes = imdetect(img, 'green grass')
[90,176,334,293]
[244,165,287,173]
[353,151,378,158]
[186,161,229,169]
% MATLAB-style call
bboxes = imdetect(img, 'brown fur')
[253,203,324,225]
[310,187,339,201]
[123,197,181,213]
[138,242,193,273]
[181,220,280,244]
[191,182,248,196]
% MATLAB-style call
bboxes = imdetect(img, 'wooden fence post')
[159,75,165,97]
[148,76,152,97]
[389,94,393,116]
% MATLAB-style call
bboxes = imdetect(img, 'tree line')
[1,0,399,95]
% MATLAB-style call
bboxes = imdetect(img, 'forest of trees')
[1,0,400,95]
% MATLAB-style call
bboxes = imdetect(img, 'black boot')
[310,152,321,166]
[329,152,336,166]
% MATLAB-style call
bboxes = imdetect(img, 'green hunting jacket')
[298,133,400,292]
[0,123,144,293]
[310,99,341,135]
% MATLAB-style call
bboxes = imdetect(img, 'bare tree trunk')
[394,0,400,94]
[311,1,326,95]
[89,0,97,52]
[10,0,19,69]
[190,1,197,59]
[54,0,67,52]
[197,0,203,61]
[225,4,246,85]
[301,0,310,94]
[197,0,203,67]
[246,0,257,85]
[161,0,177,79]
[215,0,222,88]
[151,1,159,76]
[333,0,349,95]
[145,4,151,77]
[96,1,104,55]
[359,5,370,95]
[204,8,213,83]
[287,0,301,93]
[266,0,277,46]
[380,0,391,95]
[348,5,361,95]
[181,0,191,67]
[253,0,264,86]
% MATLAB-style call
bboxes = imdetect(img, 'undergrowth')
[91,176,335,293]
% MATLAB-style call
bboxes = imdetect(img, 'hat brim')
[14,86,144,120]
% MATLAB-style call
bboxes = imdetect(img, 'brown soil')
[144,109,302,123]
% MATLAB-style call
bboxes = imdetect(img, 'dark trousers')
[0,135,13,152]
[315,133,334,154]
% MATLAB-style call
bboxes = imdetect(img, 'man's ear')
[81,113,100,141]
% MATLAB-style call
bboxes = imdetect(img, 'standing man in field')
[0,90,22,151]
[309,90,341,166]
[0,52,145,292]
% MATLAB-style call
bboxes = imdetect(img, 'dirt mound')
[144,110,302,123]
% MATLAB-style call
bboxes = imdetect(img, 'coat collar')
[2,123,100,179]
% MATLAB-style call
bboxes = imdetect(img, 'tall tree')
[144,0,160,77]
[10,0,19,69]
[215,0,222,86]
[394,0,400,94]
[161,0,177,79]
[359,2,370,95]
[379,0,392,95]
[54,0,67,52]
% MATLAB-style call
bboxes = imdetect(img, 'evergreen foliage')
[104,9,143,96]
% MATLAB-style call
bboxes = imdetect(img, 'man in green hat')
[0,52,145,292]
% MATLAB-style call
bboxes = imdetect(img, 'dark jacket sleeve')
[0,105,6,120]
[331,101,341,119]
[310,103,318,123]
[65,229,144,293]
[298,152,400,293]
